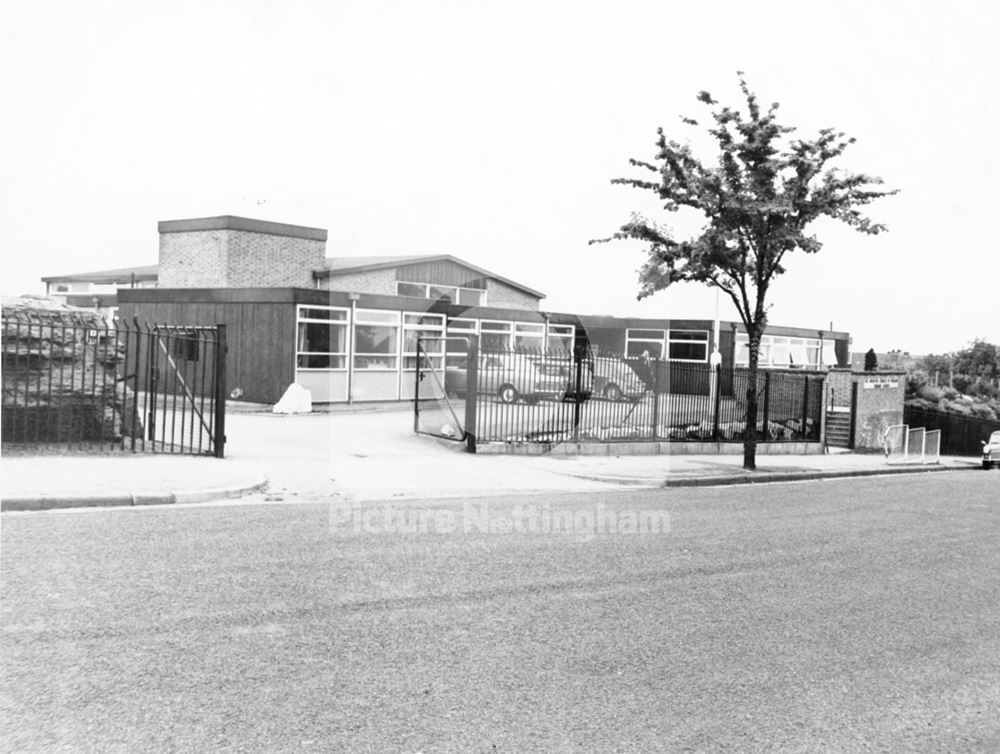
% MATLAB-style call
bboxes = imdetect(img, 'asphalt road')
[2,473,999,752]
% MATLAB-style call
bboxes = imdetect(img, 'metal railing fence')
[415,340,824,448]
[2,311,226,456]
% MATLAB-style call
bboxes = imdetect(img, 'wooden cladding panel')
[117,300,295,403]
[395,260,487,289]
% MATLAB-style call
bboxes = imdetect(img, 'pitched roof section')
[41,264,160,284]
[40,254,546,299]
[316,254,545,299]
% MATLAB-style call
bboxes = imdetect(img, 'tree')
[952,339,999,381]
[593,74,896,470]
[864,348,878,372]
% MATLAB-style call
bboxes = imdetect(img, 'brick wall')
[853,371,906,449]
[159,230,229,287]
[322,269,397,295]
[486,279,540,310]
[825,369,854,409]
[157,216,326,288]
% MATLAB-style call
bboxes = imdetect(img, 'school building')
[41,215,851,404]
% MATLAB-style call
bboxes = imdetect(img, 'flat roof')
[41,264,159,284]
[157,215,327,242]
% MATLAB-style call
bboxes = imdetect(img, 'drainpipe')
[347,293,360,404]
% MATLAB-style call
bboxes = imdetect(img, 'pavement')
[0,405,984,511]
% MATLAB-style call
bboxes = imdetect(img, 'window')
[734,333,824,368]
[171,329,200,362]
[396,281,486,306]
[403,313,445,369]
[626,329,665,358]
[479,320,512,350]
[514,322,544,351]
[667,330,709,362]
[446,318,478,367]
[457,288,484,306]
[353,309,400,370]
[297,306,349,369]
[396,282,426,298]
[546,324,575,354]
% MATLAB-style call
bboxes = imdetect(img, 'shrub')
[952,373,974,393]
[905,371,928,397]
[917,385,944,403]
[941,399,972,416]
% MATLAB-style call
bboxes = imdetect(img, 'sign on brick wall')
[863,375,900,389]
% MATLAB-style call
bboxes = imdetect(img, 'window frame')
[353,308,401,371]
[666,329,709,363]
[625,328,666,359]
[296,304,350,371]
[402,312,446,371]
[396,281,486,306]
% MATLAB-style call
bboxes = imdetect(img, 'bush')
[952,373,974,393]
[970,403,997,420]
[917,385,944,404]
[905,371,928,397]
[941,398,972,416]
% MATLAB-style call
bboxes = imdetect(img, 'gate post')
[712,365,723,441]
[848,381,859,450]
[146,324,158,443]
[464,336,478,453]
[762,371,771,440]
[650,359,660,441]
[801,376,810,441]
[572,347,582,443]
[413,337,422,434]
[213,324,227,458]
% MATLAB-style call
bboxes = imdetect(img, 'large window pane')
[296,319,348,370]
[668,341,707,361]
[355,325,397,354]
[457,289,484,306]
[397,282,427,298]
[627,341,663,358]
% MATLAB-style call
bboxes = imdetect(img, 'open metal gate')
[413,336,475,451]
[2,312,227,456]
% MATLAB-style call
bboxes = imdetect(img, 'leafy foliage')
[593,73,896,338]
[905,339,1000,420]
[594,73,896,468]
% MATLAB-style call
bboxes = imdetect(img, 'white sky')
[3,0,997,355]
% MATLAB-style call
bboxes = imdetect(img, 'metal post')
[848,382,859,450]
[413,337,422,434]
[464,336,478,453]
[650,358,660,441]
[572,348,582,443]
[762,371,771,441]
[213,324,227,458]
[801,376,810,440]
[712,364,722,441]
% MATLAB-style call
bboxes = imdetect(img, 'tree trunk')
[743,330,761,471]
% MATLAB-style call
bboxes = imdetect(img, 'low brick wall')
[475,441,825,456]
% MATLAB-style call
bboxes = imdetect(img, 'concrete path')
[1,407,983,510]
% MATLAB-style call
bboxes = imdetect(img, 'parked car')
[444,354,566,404]
[589,357,647,402]
[982,430,1000,469]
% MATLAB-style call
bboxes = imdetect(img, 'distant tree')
[593,74,896,470]
[952,339,999,381]
[864,348,878,372]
